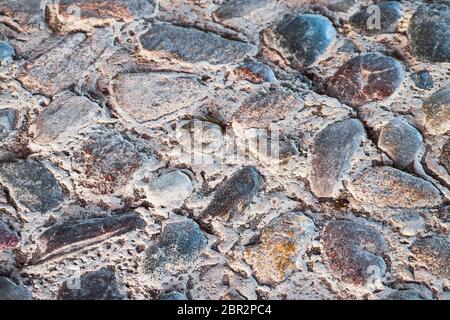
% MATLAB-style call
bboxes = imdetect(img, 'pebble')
[235,61,277,84]
[37,213,145,261]
[17,29,112,96]
[0,277,32,300]
[0,160,64,213]
[264,14,337,69]
[349,1,403,35]
[145,219,207,274]
[148,170,194,208]
[440,139,450,173]
[411,236,450,279]
[243,212,315,285]
[201,167,264,221]
[378,118,423,168]
[233,90,303,129]
[410,70,434,90]
[326,53,404,107]
[158,292,188,300]
[0,220,19,250]
[111,72,208,123]
[0,41,14,60]
[73,131,142,194]
[213,0,270,20]
[33,91,103,143]
[139,23,257,65]
[309,119,365,198]
[349,166,442,208]
[57,267,125,300]
[422,87,450,135]
[408,4,450,62]
[322,220,388,285]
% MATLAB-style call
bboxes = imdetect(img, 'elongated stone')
[422,88,450,135]
[0,160,64,213]
[0,221,19,250]
[323,220,388,285]
[110,72,208,123]
[349,166,442,208]
[213,0,270,20]
[139,23,257,65]
[37,213,145,260]
[440,139,450,173]
[0,277,32,300]
[235,61,276,84]
[201,167,264,221]
[326,53,404,107]
[309,119,365,198]
[411,236,450,279]
[57,267,125,300]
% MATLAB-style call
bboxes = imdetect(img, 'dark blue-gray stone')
[350,1,403,35]
[408,4,450,62]
[0,41,14,60]
[410,70,434,90]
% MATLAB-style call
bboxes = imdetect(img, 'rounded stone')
[235,61,277,84]
[350,1,403,35]
[410,70,434,90]
[408,4,450,62]
[326,53,404,107]
[264,14,337,69]
[422,87,450,135]
[148,170,194,207]
[0,41,14,60]
[378,118,423,168]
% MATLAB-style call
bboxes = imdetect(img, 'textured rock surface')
[0,221,19,250]
[350,1,403,35]
[309,119,365,198]
[422,88,450,135]
[326,53,404,107]
[0,277,32,300]
[411,236,450,279]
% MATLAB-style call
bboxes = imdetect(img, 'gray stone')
[201,167,264,221]
[385,290,425,300]
[145,219,207,274]
[411,236,450,279]
[148,170,194,207]
[408,4,450,62]
[110,72,208,123]
[0,41,14,60]
[139,23,257,64]
[378,118,423,168]
[0,220,19,250]
[0,108,17,137]
[309,119,365,198]
[213,0,270,20]
[350,1,403,35]
[37,213,145,260]
[410,70,434,90]
[326,0,356,12]
[422,87,450,135]
[0,0,43,30]
[264,14,336,69]
[235,61,276,84]
[0,277,32,300]
[349,166,443,208]
[0,160,64,213]
[57,267,125,300]
[326,53,404,107]
[323,220,388,285]
[158,292,188,300]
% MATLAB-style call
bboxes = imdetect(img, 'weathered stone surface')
[0,277,32,300]
[264,14,336,69]
[201,167,264,221]
[233,90,303,129]
[422,88,450,135]
[349,166,442,208]
[0,160,64,213]
[57,267,125,300]
[326,0,355,12]
[33,91,103,143]
[0,41,14,60]
[17,29,112,96]
[309,119,365,198]
[243,212,315,286]
[158,292,188,300]
[145,219,207,274]
[378,118,423,168]
[408,4,450,62]
[410,70,434,90]
[411,236,450,279]
[0,0,43,30]
[0,108,17,137]
[37,213,145,260]
[213,0,270,20]
[0,220,19,250]
[46,0,155,32]
[385,290,425,300]
[148,170,194,207]
[110,72,208,123]
[73,131,142,194]
[350,1,403,35]
[440,139,450,173]
[139,23,257,64]
[235,61,276,84]
[177,119,223,154]
[326,53,404,107]
[323,220,388,285]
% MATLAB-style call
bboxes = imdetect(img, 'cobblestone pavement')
[0,0,449,300]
